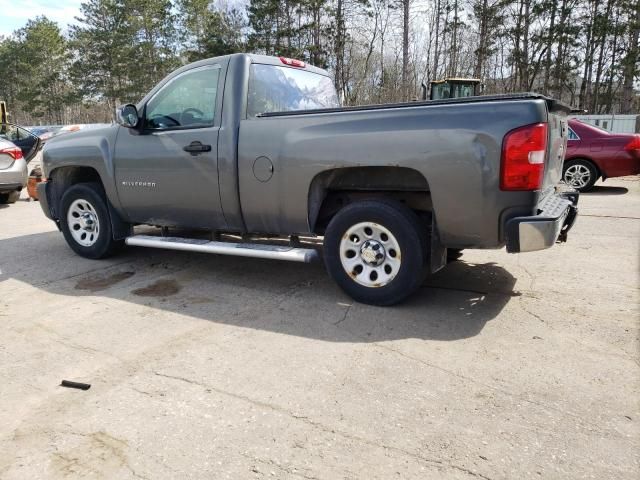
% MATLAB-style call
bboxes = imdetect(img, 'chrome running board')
[125,235,319,263]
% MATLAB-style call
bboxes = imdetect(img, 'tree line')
[0,0,638,125]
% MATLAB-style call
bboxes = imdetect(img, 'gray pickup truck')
[38,53,578,305]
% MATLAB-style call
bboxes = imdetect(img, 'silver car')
[0,124,40,204]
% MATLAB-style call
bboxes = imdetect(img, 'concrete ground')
[0,178,638,480]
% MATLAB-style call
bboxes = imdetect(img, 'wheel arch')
[307,166,432,234]
[322,198,430,305]
[47,166,131,240]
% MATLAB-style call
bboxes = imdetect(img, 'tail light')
[624,135,640,152]
[0,146,23,160]
[501,123,548,191]
[279,57,306,68]
[0,146,22,169]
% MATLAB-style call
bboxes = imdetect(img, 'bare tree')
[400,0,411,99]
[620,0,639,113]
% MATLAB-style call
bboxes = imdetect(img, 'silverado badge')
[121,181,157,188]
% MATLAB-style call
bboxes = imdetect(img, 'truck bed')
[258,93,572,118]
[240,93,569,248]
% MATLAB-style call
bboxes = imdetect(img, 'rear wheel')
[323,200,428,306]
[60,183,123,259]
[0,190,20,204]
[563,159,598,192]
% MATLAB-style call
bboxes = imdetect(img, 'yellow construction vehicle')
[429,78,483,100]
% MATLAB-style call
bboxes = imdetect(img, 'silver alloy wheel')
[67,198,100,247]
[339,221,401,287]
[564,163,592,189]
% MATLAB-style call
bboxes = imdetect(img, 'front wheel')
[60,182,123,259]
[323,200,428,306]
[563,159,598,192]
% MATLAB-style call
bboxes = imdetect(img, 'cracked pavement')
[0,177,638,479]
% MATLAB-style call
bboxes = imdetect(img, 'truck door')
[0,124,41,163]
[114,64,226,230]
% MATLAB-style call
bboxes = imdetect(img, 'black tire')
[323,200,428,306]
[563,159,598,192]
[0,190,20,204]
[447,248,464,262]
[59,182,123,259]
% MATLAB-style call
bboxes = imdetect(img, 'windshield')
[247,64,339,117]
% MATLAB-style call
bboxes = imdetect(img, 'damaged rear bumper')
[505,191,579,253]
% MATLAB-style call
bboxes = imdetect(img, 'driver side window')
[145,65,220,130]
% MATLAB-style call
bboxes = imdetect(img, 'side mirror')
[116,104,140,128]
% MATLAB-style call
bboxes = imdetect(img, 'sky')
[0,0,82,37]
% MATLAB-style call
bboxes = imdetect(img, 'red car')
[563,119,640,191]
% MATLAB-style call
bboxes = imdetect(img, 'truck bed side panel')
[238,99,549,248]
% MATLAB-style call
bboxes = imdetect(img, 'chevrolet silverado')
[38,53,578,305]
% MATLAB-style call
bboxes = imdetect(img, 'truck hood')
[42,124,120,178]
[46,124,118,146]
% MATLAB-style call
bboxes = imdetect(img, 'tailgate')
[542,101,570,190]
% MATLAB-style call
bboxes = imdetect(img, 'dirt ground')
[0,177,638,479]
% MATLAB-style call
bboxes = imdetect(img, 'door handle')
[183,141,211,155]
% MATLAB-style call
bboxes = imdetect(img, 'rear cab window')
[247,64,339,118]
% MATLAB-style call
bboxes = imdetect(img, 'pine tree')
[248,0,284,56]
[69,0,138,108]
[619,0,639,113]
[129,0,179,92]
[471,0,505,80]
[177,0,245,62]
[0,38,23,122]
[0,17,71,124]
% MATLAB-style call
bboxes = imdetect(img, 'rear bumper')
[505,191,579,253]
[0,182,23,193]
[0,157,28,191]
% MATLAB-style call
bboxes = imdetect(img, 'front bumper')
[505,191,579,253]
[37,181,54,220]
